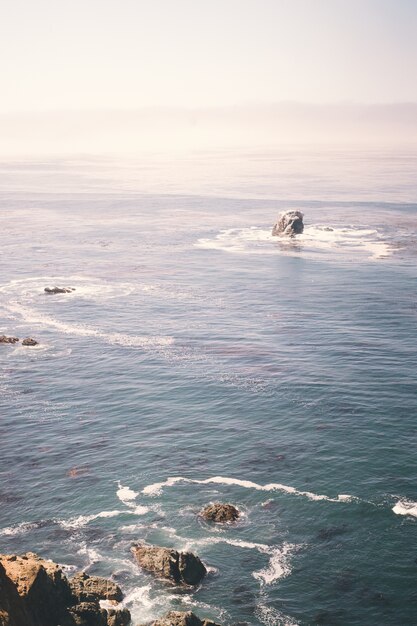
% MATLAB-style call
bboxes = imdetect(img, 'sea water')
[0,148,417,626]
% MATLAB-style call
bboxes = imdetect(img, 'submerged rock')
[44,287,75,294]
[200,503,239,523]
[146,611,221,626]
[0,335,19,344]
[22,338,38,346]
[272,210,304,236]
[0,553,130,626]
[131,544,206,585]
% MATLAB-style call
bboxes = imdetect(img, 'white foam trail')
[253,543,296,585]
[0,521,39,536]
[117,482,139,508]
[152,526,298,585]
[392,500,417,518]
[59,510,122,530]
[4,302,173,348]
[142,475,354,503]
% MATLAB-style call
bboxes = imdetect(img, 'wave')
[142,475,355,503]
[195,224,392,261]
[4,301,173,349]
[58,510,123,530]
[392,500,417,518]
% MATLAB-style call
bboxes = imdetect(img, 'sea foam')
[142,475,354,503]
[392,500,417,518]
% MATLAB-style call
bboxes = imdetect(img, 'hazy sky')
[1,0,417,113]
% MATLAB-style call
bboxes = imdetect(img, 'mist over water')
[1,148,417,626]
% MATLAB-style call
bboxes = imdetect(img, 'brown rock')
[66,602,107,626]
[0,552,72,626]
[131,545,206,586]
[0,553,131,626]
[147,611,221,626]
[0,561,34,626]
[200,503,239,523]
[106,608,131,626]
[69,572,123,604]
[0,335,19,344]
[22,338,38,346]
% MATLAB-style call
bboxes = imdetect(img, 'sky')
[1,0,417,113]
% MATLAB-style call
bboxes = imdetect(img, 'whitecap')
[142,475,355,503]
[392,500,417,518]
[58,510,122,530]
[117,482,138,507]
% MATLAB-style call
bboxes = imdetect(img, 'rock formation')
[22,338,38,346]
[272,210,304,236]
[144,611,220,626]
[131,544,206,586]
[69,572,123,604]
[200,503,239,523]
[0,553,130,626]
[44,287,76,294]
[0,335,19,344]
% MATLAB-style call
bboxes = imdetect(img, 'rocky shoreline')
[0,504,241,626]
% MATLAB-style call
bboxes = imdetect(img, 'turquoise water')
[1,150,417,626]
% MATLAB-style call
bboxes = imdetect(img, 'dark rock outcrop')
[272,210,304,236]
[145,611,220,626]
[131,544,206,586]
[200,503,239,523]
[45,287,76,294]
[0,553,130,626]
[69,572,123,604]
[0,335,19,344]
[22,338,38,346]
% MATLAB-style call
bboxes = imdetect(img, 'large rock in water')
[131,544,206,585]
[145,611,221,626]
[200,503,239,523]
[0,553,130,626]
[272,210,304,236]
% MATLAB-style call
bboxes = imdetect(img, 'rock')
[0,335,19,344]
[0,553,131,626]
[66,602,107,626]
[272,210,304,236]
[131,544,206,586]
[147,611,221,626]
[200,503,239,523]
[106,608,131,626]
[22,338,38,346]
[69,572,123,604]
[0,561,34,626]
[0,552,72,626]
[44,287,75,294]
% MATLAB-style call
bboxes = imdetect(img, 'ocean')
[0,147,416,626]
